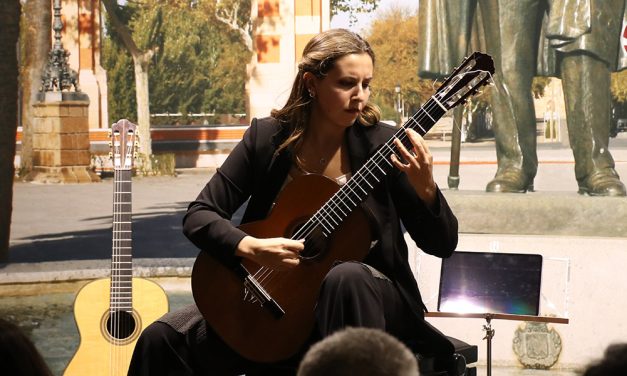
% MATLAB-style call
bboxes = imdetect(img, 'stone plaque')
[513,321,562,369]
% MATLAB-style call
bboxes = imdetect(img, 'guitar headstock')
[109,119,138,171]
[434,52,495,111]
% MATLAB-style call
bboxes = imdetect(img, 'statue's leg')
[560,54,626,196]
[485,0,541,192]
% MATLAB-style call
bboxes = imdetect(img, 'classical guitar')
[64,119,169,376]
[192,52,495,363]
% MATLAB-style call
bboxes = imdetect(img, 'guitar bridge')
[242,274,285,319]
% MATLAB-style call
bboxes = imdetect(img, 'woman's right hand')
[235,236,304,270]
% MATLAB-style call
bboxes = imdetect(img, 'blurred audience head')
[582,343,627,376]
[0,318,53,376]
[297,327,419,376]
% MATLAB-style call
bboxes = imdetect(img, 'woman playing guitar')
[129,28,461,375]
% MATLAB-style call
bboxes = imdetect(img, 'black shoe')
[486,168,533,193]
[578,169,626,196]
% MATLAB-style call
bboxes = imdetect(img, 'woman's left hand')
[391,128,437,207]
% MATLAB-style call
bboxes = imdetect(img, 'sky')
[330,0,419,33]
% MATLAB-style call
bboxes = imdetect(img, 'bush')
[135,153,177,176]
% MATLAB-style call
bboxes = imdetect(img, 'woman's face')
[309,52,373,129]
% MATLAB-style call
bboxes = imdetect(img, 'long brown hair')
[271,28,381,154]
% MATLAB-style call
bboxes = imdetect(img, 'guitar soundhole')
[299,225,329,261]
[106,310,137,340]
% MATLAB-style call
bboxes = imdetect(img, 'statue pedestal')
[443,190,627,237]
[414,191,627,370]
[26,96,100,184]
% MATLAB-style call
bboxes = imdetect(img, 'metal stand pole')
[482,315,495,376]
[448,106,464,189]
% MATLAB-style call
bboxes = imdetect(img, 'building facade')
[247,0,331,120]
[59,0,109,129]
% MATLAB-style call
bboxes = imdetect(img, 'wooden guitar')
[64,120,169,376]
[192,52,495,363]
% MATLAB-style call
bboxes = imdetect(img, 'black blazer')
[183,117,458,320]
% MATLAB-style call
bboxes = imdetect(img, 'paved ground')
[8,132,627,262]
[5,131,627,375]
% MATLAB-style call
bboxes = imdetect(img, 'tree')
[101,0,162,170]
[18,0,51,177]
[213,0,253,51]
[364,6,433,120]
[102,35,136,124]
[0,0,21,261]
[148,2,249,115]
[103,0,380,125]
[331,0,379,26]
[210,0,380,53]
[103,0,250,122]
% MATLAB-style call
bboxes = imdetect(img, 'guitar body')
[192,174,374,363]
[64,277,168,376]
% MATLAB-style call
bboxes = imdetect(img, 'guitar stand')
[482,314,496,376]
[424,312,568,376]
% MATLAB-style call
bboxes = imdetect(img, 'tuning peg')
[107,129,112,137]
[108,152,113,159]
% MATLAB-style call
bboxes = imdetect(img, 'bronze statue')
[418,0,627,196]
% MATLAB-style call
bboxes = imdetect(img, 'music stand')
[428,251,569,375]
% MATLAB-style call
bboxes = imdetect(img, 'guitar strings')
[250,91,447,288]
[287,68,494,245]
[248,94,443,289]
[115,142,120,369]
[111,138,119,372]
[122,138,135,372]
[113,150,123,373]
[250,68,492,291]
[111,153,119,373]
[289,69,489,242]
[249,87,449,289]
[110,134,136,373]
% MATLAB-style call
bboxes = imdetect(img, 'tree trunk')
[133,54,153,165]
[0,0,22,261]
[101,0,154,173]
[19,0,51,176]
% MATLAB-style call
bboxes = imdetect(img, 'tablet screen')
[437,251,543,316]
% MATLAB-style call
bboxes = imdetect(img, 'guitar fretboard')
[295,98,446,240]
[111,169,133,312]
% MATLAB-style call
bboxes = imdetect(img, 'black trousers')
[128,262,454,375]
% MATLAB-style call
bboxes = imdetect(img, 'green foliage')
[102,0,251,123]
[133,152,176,176]
[150,153,177,176]
[210,0,252,34]
[611,70,627,103]
[102,37,136,121]
[364,7,434,120]
[331,0,379,26]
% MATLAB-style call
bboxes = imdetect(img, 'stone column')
[26,92,100,183]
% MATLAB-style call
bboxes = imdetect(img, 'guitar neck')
[111,168,133,312]
[296,98,446,240]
